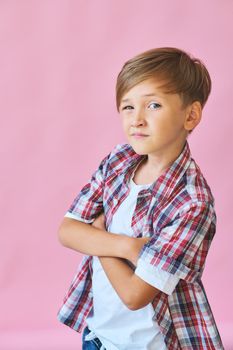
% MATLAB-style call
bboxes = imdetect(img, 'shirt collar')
[114,140,192,200]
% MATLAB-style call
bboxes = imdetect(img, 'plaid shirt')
[57,141,224,350]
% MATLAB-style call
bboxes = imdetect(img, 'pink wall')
[0,1,232,349]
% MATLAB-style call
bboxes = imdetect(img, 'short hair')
[115,47,211,134]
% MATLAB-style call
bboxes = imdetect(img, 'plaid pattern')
[57,141,224,350]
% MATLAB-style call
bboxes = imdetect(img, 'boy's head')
[116,47,211,145]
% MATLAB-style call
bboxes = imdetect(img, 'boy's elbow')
[126,274,161,311]
[126,300,138,311]
[57,218,73,246]
[126,292,143,311]
[125,287,140,311]
[126,296,144,311]
[57,217,85,247]
[57,222,67,246]
[127,295,150,311]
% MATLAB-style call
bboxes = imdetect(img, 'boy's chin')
[129,142,149,155]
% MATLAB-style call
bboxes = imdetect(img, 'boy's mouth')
[132,132,149,136]
[131,133,149,139]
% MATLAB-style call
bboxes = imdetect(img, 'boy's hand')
[92,212,150,265]
[130,236,150,266]
[92,212,106,231]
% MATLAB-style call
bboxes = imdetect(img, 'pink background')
[0,1,232,349]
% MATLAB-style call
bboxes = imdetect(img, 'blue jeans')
[82,325,103,350]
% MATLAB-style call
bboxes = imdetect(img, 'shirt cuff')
[134,258,180,295]
[64,212,93,224]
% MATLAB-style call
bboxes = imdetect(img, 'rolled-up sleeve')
[135,258,180,295]
[136,201,216,284]
[64,150,112,224]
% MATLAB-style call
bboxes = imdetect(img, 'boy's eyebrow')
[121,93,163,103]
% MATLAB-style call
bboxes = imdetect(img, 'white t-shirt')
[65,170,180,350]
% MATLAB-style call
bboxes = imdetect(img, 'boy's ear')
[184,101,202,132]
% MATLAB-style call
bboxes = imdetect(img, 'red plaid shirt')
[57,141,224,350]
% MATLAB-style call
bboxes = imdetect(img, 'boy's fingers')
[92,212,106,230]
[139,237,150,243]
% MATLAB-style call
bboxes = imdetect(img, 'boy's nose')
[131,109,146,126]
[131,119,146,127]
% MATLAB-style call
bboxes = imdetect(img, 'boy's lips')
[132,133,148,136]
[131,133,149,139]
[131,132,149,136]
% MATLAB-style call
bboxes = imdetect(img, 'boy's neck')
[143,139,187,177]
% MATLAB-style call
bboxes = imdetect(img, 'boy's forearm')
[98,256,135,309]
[58,218,133,260]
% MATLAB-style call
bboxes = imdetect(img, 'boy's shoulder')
[185,157,215,205]
[107,142,138,173]
[107,142,215,206]
[110,142,136,157]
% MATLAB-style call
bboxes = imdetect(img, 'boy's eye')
[149,102,161,109]
[121,102,161,111]
[122,105,133,110]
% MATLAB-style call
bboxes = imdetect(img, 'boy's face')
[119,78,195,156]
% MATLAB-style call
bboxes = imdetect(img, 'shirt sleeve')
[64,150,112,224]
[136,201,216,285]
[134,259,180,295]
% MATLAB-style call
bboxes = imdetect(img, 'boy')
[57,47,224,349]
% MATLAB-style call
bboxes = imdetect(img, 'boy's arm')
[58,217,130,259]
[98,202,216,310]
[91,213,160,310]
[58,217,148,261]
[58,215,157,310]
[98,256,160,310]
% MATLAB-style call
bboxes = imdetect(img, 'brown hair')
[115,47,212,129]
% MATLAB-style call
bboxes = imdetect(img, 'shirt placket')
[131,191,154,238]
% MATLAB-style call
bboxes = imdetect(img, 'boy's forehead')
[121,78,169,102]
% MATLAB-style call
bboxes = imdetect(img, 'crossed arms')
[58,213,160,310]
